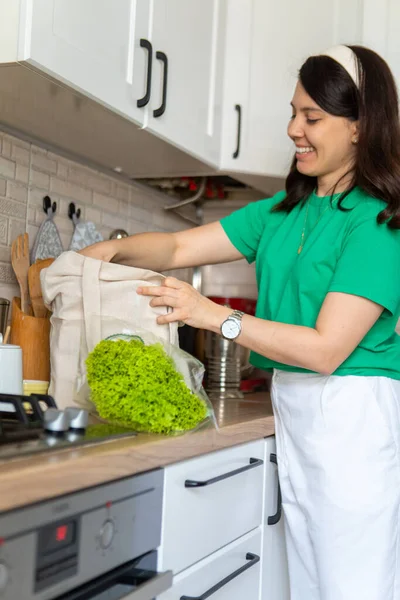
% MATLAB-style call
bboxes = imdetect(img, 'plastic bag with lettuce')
[76,318,216,435]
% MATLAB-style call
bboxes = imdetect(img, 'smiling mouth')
[295,146,315,155]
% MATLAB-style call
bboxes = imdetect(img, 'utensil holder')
[11,297,50,381]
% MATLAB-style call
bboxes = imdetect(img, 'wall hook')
[43,195,57,214]
[68,202,81,220]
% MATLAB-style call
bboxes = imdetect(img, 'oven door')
[53,552,172,600]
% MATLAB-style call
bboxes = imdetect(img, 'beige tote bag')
[41,251,179,410]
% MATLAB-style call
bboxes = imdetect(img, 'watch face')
[221,318,241,340]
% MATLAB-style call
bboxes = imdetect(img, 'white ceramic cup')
[0,343,23,397]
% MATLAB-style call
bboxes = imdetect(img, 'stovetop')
[0,393,137,461]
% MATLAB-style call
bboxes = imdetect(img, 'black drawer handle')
[180,552,260,600]
[268,453,282,525]
[185,457,263,488]
[137,38,153,108]
[153,51,168,117]
[232,104,242,159]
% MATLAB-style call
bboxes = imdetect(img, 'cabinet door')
[18,0,150,126]
[159,528,262,600]
[158,439,265,574]
[241,0,362,177]
[362,0,400,85]
[219,0,254,172]
[261,436,290,600]
[147,0,222,167]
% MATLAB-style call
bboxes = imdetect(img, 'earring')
[352,137,358,144]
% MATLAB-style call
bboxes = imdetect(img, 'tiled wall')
[200,191,264,300]
[0,130,194,302]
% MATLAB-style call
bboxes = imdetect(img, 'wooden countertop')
[0,393,274,513]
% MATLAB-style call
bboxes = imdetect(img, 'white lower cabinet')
[261,437,290,600]
[158,528,262,600]
[157,437,289,600]
[158,439,265,574]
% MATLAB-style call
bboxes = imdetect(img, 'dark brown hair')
[274,45,400,229]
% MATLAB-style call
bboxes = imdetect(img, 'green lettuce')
[86,338,207,434]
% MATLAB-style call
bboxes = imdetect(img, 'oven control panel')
[0,469,163,600]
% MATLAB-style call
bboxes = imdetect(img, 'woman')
[82,45,400,600]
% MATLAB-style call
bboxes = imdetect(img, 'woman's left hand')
[137,277,227,330]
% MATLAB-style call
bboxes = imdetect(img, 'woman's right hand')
[78,240,118,263]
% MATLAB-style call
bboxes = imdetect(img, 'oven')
[0,469,172,600]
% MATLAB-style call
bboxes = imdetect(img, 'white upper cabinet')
[362,0,400,86]
[147,0,222,166]
[18,0,151,126]
[218,0,254,173]
[0,1,371,177]
[227,0,363,177]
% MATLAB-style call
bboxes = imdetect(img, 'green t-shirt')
[220,187,400,379]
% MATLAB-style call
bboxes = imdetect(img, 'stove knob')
[65,407,89,430]
[99,520,115,549]
[0,562,9,592]
[44,409,69,433]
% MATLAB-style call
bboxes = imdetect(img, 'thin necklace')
[297,200,331,255]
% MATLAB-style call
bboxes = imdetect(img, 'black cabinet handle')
[185,457,263,488]
[180,552,259,600]
[137,38,153,108]
[153,51,168,118]
[268,453,282,525]
[232,104,242,159]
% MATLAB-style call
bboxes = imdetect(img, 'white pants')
[271,370,400,600]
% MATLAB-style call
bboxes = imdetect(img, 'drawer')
[158,439,265,573]
[158,528,262,600]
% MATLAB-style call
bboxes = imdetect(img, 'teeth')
[296,146,315,154]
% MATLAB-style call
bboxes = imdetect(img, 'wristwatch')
[220,310,244,341]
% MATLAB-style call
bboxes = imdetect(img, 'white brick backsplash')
[93,191,116,212]
[50,177,92,204]
[27,207,36,223]
[128,220,146,235]
[68,165,112,195]
[0,262,16,284]
[0,217,8,244]
[9,137,30,150]
[16,164,29,183]
[0,130,214,288]
[1,138,11,158]
[27,224,39,244]
[131,204,153,224]
[0,197,26,219]
[0,245,11,263]
[130,187,146,207]
[59,231,71,250]
[56,159,69,179]
[85,206,102,223]
[7,181,28,204]
[102,212,129,231]
[111,181,129,202]
[8,219,26,245]
[30,169,50,190]
[31,149,57,174]
[12,145,30,166]
[0,282,19,303]
[29,187,49,209]
[0,157,15,179]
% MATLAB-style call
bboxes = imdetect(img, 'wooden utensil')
[11,297,50,381]
[11,233,31,315]
[28,258,54,318]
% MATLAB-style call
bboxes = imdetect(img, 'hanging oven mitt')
[30,198,64,263]
[68,212,103,252]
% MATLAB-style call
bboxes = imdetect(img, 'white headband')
[321,45,360,88]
